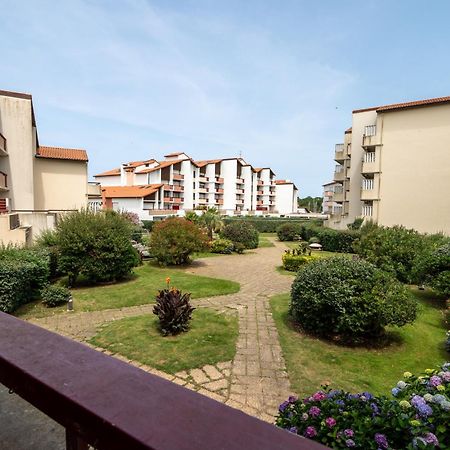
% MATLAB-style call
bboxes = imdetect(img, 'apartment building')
[326,95,450,234]
[322,181,341,215]
[94,153,298,219]
[0,90,88,245]
[275,180,299,215]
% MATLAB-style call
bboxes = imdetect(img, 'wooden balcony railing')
[0,313,328,450]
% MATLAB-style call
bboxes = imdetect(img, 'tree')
[298,196,322,212]
[199,207,224,239]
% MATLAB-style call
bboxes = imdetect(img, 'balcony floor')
[0,384,65,449]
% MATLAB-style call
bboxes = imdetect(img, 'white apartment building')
[275,180,299,215]
[0,89,88,245]
[321,181,341,215]
[326,95,450,235]
[94,153,298,219]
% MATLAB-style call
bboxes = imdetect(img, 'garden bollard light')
[67,296,74,312]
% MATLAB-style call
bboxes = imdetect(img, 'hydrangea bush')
[276,364,449,449]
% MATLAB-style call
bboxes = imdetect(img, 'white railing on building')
[364,125,376,137]
[362,204,373,216]
[362,178,374,190]
[364,152,376,163]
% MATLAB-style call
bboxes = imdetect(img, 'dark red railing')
[0,313,329,450]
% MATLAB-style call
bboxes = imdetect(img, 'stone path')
[28,239,293,421]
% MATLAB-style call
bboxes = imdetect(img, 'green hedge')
[299,226,359,253]
[141,220,155,232]
[222,217,322,233]
[0,248,50,313]
[282,253,317,271]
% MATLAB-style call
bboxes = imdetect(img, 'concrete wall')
[111,197,145,219]
[181,160,194,210]
[0,95,36,210]
[221,160,237,212]
[377,104,450,234]
[275,183,296,214]
[95,175,121,186]
[34,158,88,210]
[0,214,27,245]
[242,166,253,210]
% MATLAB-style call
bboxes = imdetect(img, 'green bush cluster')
[282,253,316,272]
[150,217,208,265]
[210,238,234,254]
[141,220,155,232]
[41,285,71,308]
[276,223,301,241]
[290,256,417,341]
[300,226,359,253]
[0,247,50,313]
[355,224,450,284]
[57,210,140,285]
[222,217,319,233]
[221,221,259,249]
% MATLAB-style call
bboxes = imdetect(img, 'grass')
[258,235,275,248]
[15,262,240,319]
[270,288,448,397]
[89,308,238,373]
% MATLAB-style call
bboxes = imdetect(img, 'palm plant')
[200,207,223,239]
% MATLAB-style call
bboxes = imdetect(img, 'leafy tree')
[199,207,224,239]
[221,221,259,249]
[298,196,322,212]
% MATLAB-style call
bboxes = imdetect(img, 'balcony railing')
[172,173,184,181]
[149,209,178,215]
[0,313,328,450]
[0,171,7,190]
[361,151,380,174]
[362,125,380,147]
[257,180,263,186]
[215,177,224,184]
[334,144,345,161]
[0,132,6,156]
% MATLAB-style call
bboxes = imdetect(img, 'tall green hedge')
[222,217,322,233]
[0,247,50,313]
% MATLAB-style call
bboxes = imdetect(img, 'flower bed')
[276,364,450,449]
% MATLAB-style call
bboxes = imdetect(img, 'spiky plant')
[153,287,195,336]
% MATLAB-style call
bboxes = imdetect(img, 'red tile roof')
[195,159,222,168]
[94,168,121,177]
[164,152,185,157]
[124,159,156,168]
[135,159,188,174]
[353,95,450,114]
[376,95,450,112]
[102,184,162,198]
[37,146,88,161]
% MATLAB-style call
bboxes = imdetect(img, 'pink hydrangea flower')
[325,417,337,428]
[312,391,327,401]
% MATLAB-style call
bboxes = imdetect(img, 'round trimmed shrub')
[150,217,208,265]
[210,238,234,254]
[277,223,301,241]
[221,221,259,249]
[290,256,417,340]
[41,285,71,308]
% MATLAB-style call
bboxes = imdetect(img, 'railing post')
[66,429,89,450]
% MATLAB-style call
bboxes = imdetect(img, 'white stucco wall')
[221,160,237,212]
[94,175,121,186]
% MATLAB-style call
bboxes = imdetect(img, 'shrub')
[277,223,301,241]
[141,220,155,232]
[57,209,140,285]
[210,238,234,254]
[290,256,417,340]
[347,217,364,230]
[41,285,71,307]
[198,207,224,239]
[282,254,316,272]
[222,217,321,233]
[446,331,450,353]
[308,236,320,244]
[276,363,450,450]
[0,247,50,313]
[150,217,208,265]
[153,285,195,335]
[221,221,259,249]
[354,225,426,283]
[413,243,450,297]
[233,242,246,254]
[35,229,61,278]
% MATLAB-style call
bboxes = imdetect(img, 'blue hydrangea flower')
[397,381,407,389]
[279,401,290,412]
[289,426,298,434]
[391,387,400,396]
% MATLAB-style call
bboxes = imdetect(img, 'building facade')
[0,90,88,245]
[322,181,341,215]
[94,153,298,219]
[326,95,450,235]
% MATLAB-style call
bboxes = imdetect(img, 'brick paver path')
[29,239,293,421]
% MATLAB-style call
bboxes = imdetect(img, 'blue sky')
[1,0,449,195]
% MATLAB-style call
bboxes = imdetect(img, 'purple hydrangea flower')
[309,406,321,417]
[345,439,356,448]
[361,391,374,400]
[304,426,317,438]
[325,417,337,428]
[374,433,388,449]
[279,401,290,412]
[288,395,298,403]
[416,403,433,418]
[441,372,450,382]
[442,362,450,371]
[423,432,439,446]
[429,376,442,387]
[344,429,354,438]
[312,391,327,401]
[289,426,298,434]
[370,402,380,415]
[411,395,426,408]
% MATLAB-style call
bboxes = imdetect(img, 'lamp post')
[67,296,74,312]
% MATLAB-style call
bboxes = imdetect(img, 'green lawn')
[259,235,275,248]
[270,288,448,397]
[15,263,240,319]
[89,308,238,373]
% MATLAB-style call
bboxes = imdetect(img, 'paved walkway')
[29,240,293,421]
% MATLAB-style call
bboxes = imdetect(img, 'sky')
[1,1,450,196]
